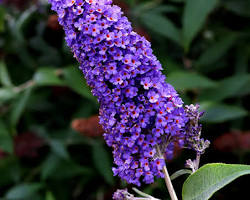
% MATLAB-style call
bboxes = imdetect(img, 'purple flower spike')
[49,0,189,185]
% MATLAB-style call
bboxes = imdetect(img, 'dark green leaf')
[0,88,18,104]
[41,154,93,180]
[14,7,37,42]
[235,47,249,75]
[141,12,181,44]
[49,139,70,160]
[33,68,64,86]
[46,191,56,200]
[148,5,179,14]
[0,120,13,154]
[50,161,93,180]
[238,78,250,96]
[167,71,217,91]
[92,141,114,185]
[199,74,250,102]
[5,183,43,199]
[63,66,96,102]
[196,34,238,71]
[10,88,32,127]
[224,0,250,17]
[133,3,178,15]
[182,163,250,200]
[200,103,248,123]
[182,0,218,51]
[41,154,61,180]
[0,61,13,87]
[0,157,21,187]
[0,6,6,32]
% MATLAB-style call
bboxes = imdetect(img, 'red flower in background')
[2,0,38,10]
[214,131,250,152]
[14,132,44,158]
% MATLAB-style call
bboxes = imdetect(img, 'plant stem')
[163,165,178,200]
[195,153,201,171]
[156,145,178,200]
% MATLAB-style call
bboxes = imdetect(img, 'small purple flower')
[147,90,160,103]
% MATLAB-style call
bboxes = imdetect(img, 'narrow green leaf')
[41,154,61,180]
[196,34,238,71]
[5,183,43,199]
[33,68,64,86]
[200,103,248,123]
[0,7,6,32]
[63,66,96,102]
[199,74,250,102]
[0,88,18,104]
[171,169,192,181]
[182,163,250,200]
[0,157,21,186]
[182,0,218,51]
[50,160,93,180]
[167,71,217,91]
[92,142,114,185]
[46,191,56,200]
[223,0,250,17]
[141,12,181,44]
[10,88,32,127]
[49,139,70,160]
[0,62,13,87]
[0,120,13,154]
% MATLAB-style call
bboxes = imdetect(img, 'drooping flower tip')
[113,189,130,200]
[184,104,210,154]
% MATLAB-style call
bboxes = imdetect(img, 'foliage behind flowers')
[0,0,250,199]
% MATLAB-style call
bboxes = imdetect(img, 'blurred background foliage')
[0,0,249,199]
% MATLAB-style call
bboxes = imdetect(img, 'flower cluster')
[113,189,130,200]
[49,0,188,185]
[184,104,210,154]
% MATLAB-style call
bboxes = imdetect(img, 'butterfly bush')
[49,0,190,186]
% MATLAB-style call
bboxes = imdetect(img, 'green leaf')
[10,88,32,127]
[223,0,250,17]
[196,34,238,71]
[33,68,64,86]
[92,141,114,185]
[0,157,21,186]
[171,169,192,181]
[0,120,13,154]
[0,6,6,32]
[14,7,36,42]
[199,74,250,102]
[50,160,93,180]
[5,183,43,199]
[200,103,248,123]
[167,71,217,91]
[0,88,18,104]
[49,139,70,160]
[41,154,93,180]
[182,0,218,51]
[63,66,96,102]
[0,61,13,87]
[182,163,250,200]
[141,12,181,44]
[41,154,61,180]
[46,191,56,200]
